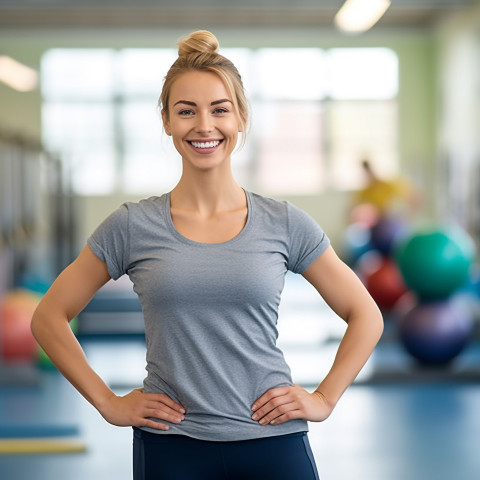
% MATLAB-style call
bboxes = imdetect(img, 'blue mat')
[0,424,79,439]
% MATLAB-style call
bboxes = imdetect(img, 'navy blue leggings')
[133,428,320,480]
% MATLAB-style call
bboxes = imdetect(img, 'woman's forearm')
[315,308,383,408]
[31,309,114,412]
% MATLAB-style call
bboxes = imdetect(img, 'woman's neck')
[171,168,245,217]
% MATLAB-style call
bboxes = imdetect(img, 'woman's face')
[163,70,240,172]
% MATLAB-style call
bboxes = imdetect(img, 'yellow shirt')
[356,178,411,213]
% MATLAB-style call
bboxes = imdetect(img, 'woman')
[32,30,383,480]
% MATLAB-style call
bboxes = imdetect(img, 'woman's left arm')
[251,246,384,426]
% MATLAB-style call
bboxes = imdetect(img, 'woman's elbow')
[30,303,59,341]
[370,302,384,341]
[349,297,384,341]
[30,306,46,341]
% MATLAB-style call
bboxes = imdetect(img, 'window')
[41,47,398,196]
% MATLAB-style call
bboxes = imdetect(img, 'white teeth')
[190,140,220,149]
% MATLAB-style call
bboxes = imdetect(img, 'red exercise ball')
[0,290,40,363]
[358,253,409,310]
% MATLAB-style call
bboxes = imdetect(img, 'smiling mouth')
[188,140,223,149]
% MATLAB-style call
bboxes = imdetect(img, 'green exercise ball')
[395,226,475,300]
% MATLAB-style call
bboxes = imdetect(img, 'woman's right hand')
[98,388,186,431]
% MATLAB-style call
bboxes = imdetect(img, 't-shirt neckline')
[164,189,253,246]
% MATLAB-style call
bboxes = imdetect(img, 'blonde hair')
[159,30,249,143]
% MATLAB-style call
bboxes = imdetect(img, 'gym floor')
[1,274,480,480]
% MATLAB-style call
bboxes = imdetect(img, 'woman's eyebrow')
[173,99,232,107]
[173,100,196,107]
[211,99,232,106]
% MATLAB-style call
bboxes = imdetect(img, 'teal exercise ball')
[395,226,475,300]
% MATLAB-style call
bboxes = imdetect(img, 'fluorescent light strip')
[0,55,38,92]
[335,0,391,33]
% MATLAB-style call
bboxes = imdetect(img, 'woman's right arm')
[31,244,185,430]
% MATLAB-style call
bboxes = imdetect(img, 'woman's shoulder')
[248,191,288,217]
[248,191,312,223]
[96,194,168,234]
[120,194,167,220]
[248,191,326,238]
[127,194,166,210]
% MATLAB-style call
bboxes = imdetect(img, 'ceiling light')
[334,0,391,33]
[0,55,39,92]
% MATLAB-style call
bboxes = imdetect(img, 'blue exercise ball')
[399,298,473,365]
[370,215,408,256]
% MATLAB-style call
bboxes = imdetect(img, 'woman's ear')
[162,110,171,136]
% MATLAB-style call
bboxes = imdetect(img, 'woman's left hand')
[251,384,333,426]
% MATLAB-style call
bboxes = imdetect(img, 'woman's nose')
[194,112,213,134]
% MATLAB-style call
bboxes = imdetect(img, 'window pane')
[118,49,177,97]
[327,100,398,190]
[122,139,181,194]
[231,133,255,188]
[254,101,324,194]
[255,49,326,100]
[42,103,116,194]
[41,49,115,100]
[120,101,181,193]
[220,48,253,94]
[327,48,398,99]
[72,147,116,195]
[42,102,114,152]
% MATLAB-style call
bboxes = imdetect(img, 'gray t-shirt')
[87,190,330,441]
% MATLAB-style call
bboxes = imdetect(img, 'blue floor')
[2,369,480,479]
[1,274,480,479]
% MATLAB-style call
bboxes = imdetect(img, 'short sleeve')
[286,202,330,274]
[87,204,130,280]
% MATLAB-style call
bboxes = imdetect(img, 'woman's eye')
[179,109,194,116]
[213,107,228,114]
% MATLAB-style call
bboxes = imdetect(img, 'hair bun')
[177,30,219,57]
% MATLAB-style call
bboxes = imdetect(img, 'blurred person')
[353,159,420,222]
[32,30,383,480]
